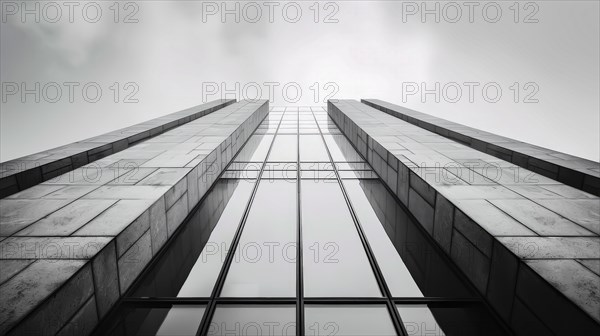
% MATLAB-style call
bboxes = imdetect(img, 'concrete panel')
[0,100,235,198]
[0,100,268,334]
[363,99,600,196]
[329,99,600,334]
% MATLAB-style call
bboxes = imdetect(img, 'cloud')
[1,1,598,161]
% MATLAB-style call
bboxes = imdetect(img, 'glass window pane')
[319,128,342,135]
[261,170,298,180]
[131,179,256,298]
[176,180,256,297]
[299,115,314,121]
[222,171,259,179]
[335,162,372,170]
[319,121,342,134]
[343,179,423,297]
[305,305,396,336]
[323,135,364,162]
[338,171,378,179]
[154,306,206,336]
[301,181,381,297]
[264,162,298,171]
[343,179,475,298]
[300,170,337,180]
[222,180,297,297]
[235,135,274,162]
[300,162,334,170]
[255,126,277,134]
[300,135,330,162]
[100,305,205,336]
[397,305,444,336]
[268,135,297,162]
[266,118,282,124]
[262,163,298,180]
[228,162,262,171]
[261,117,280,125]
[396,304,506,336]
[208,305,296,336]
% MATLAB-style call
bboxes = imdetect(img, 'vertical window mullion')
[296,108,305,336]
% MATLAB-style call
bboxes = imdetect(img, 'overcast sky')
[1,0,599,161]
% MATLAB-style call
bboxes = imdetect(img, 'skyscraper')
[1,100,598,335]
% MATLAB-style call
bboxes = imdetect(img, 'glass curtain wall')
[94,107,508,336]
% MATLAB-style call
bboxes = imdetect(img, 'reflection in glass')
[305,305,396,336]
[154,306,206,336]
[301,181,381,297]
[397,305,445,336]
[98,305,206,336]
[234,135,274,162]
[268,135,298,162]
[318,120,342,134]
[222,180,297,297]
[228,162,262,170]
[323,135,363,162]
[396,304,506,336]
[176,180,256,297]
[299,135,330,162]
[254,128,276,135]
[257,118,280,133]
[222,170,259,179]
[208,305,296,336]
[338,170,378,179]
[335,162,372,170]
[131,179,255,298]
[343,179,424,297]
[343,179,474,298]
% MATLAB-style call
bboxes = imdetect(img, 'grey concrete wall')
[329,99,600,336]
[0,100,268,335]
